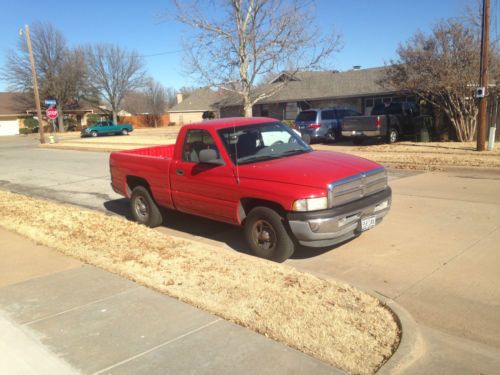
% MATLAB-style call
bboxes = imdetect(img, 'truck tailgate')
[342,116,380,132]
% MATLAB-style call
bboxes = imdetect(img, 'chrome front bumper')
[287,187,391,247]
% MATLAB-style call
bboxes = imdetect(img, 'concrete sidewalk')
[0,229,341,375]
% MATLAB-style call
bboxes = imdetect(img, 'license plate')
[361,216,376,231]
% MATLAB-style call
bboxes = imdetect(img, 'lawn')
[0,190,400,375]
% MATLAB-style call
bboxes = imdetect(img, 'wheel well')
[126,176,151,196]
[239,198,286,222]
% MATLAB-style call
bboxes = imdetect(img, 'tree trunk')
[154,116,158,128]
[112,111,118,125]
[57,106,65,132]
[243,101,253,117]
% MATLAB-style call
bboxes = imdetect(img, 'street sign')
[44,99,56,108]
[46,107,58,120]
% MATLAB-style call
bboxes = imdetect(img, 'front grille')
[328,167,387,207]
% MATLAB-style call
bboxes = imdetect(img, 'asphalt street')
[1,135,499,374]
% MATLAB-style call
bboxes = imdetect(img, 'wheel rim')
[92,132,97,137]
[122,130,128,134]
[251,219,277,251]
[134,196,149,219]
[390,130,397,143]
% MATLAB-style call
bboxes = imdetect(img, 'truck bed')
[117,144,175,158]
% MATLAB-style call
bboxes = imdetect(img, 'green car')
[81,121,133,137]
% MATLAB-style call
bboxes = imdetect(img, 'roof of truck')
[185,117,279,130]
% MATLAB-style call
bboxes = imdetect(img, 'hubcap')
[252,219,277,251]
[135,196,148,219]
[390,131,397,143]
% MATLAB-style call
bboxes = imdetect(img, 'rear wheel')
[326,130,338,143]
[121,128,129,135]
[244,207,295,262]
[388,128,399,144]
[130,186,163,227]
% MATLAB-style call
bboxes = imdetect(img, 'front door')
[170,129,240,224]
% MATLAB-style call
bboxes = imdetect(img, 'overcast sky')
[0,0,495,92]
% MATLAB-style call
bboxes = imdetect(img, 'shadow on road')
[103,198,344,261]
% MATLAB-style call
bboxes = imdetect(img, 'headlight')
[292,197,328,211]
[85,129,90,132]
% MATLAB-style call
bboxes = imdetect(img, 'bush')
[24,117,39,129]
[20,128,31,135]
[281,120,296,128]
[86,114,109,125]
[168,122,176,126]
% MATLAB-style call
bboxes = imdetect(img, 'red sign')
[46,107,58,120]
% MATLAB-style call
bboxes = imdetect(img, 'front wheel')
[121,128,129,135]
[244,207,295,262]
[91,131,98,137]
[130,186,163,227]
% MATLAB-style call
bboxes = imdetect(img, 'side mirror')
[199,149,224,165]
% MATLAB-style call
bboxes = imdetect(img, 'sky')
[0,0,493,92]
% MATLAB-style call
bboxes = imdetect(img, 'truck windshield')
[218,122,312,165]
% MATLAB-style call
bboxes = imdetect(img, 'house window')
[374,98,382,105]
[261,104,269,117]
[383,97,392,104]
[365,98,374,107]
[285,102,298,120]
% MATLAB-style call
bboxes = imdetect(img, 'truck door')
[170,129,239,224]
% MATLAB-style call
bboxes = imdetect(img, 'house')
[244,66,415,119]
[169,67,415,122]
[0,92,30,136]
[168,88,224,125]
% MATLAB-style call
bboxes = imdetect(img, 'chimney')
[352,65,361,70]
[176,93,183,104]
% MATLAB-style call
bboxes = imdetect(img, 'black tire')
[91,130,98,137]
[244,207,295,262]
[121,128,129,135]
[130,186,163,227]
[388,128,399,144]
[352,137,364,145]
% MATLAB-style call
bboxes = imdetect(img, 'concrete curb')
[375,294,426,374]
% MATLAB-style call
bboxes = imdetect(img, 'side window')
[183,129,220,163]
[321,110,335,120]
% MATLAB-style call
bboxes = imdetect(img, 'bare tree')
[85,44,146,124]
[173,0,341,116]
[386,20,485,141]
[2,22,88,132]
[144,79,168,127]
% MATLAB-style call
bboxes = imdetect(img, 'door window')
[183,129,220,163]
[321,110,335,120]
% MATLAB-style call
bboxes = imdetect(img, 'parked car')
[109,117,391,262]
[342,102,419,144]
[294,108,362,143]
[81,121,133,137]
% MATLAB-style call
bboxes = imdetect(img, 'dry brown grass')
[0,190,399,375]
[313,141,500,170]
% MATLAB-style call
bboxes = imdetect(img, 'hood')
[237,150,382,189]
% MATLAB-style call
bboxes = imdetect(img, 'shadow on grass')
[103,198,345,261]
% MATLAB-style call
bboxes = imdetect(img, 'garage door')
[0,119,19,136]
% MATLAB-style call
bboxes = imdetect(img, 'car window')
[295,111,317,122]
[218,122,311,165]
[183,129,220,163]
[321,110,335,120]
[348,110,361,116]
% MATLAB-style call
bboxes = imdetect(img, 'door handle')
[176,169,184,176]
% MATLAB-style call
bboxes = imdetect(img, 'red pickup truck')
[110,117,391,262]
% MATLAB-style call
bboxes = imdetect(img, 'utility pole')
[24,25,45,144]
[477,0,490,151]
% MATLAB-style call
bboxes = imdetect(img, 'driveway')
[1,136,499,373]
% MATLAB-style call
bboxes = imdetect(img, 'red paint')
[110,117,383,225]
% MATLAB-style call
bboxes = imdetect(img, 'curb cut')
[375,294,426,374]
